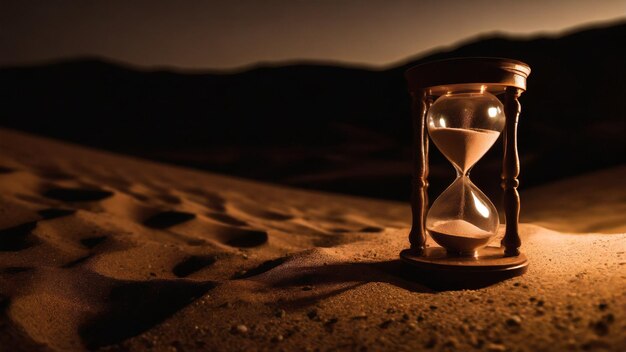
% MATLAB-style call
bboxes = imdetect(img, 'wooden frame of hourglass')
[400,57,531,287]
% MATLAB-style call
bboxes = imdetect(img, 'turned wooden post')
[501,87,522,256]
[409,90,429,253]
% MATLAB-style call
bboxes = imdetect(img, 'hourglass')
[400,58,531,286]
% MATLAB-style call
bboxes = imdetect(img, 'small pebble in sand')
[407,322,419,331]
[424,336,437,349]
[307,309,319,320]
[234,324,248,334]
[506,315,522,328]
[193,325,206,335]
[443,337,459,349]
[380,319,394,329]
[271,334,284,343]
[429,305,438,310]
[302,286,313,291]
[598,302,608,311]
[386,308,396,314]
[275,309,286,318]
[401,313,410,321]
[590,315,613,336]
[242,253,248,259]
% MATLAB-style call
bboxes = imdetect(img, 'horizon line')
[1,17,624,75]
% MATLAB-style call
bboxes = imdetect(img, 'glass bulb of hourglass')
[426,91,505,256]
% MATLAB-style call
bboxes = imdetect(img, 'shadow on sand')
[242,259,517,310]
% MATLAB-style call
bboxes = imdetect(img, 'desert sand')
[0,128,624,351]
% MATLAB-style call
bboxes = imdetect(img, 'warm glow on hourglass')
[471,191,490,218]
[488,107,499,118]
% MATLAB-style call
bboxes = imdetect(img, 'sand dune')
[0,129,624,351]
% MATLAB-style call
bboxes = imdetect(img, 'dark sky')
[1,0,624,70]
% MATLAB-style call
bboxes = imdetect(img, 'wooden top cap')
[405,57,531,95]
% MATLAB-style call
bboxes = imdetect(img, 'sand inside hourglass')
[427,126,501,254]
[428,219,494,254]
[428,127,501,173]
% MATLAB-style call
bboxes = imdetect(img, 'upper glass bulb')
[427,91,505,174]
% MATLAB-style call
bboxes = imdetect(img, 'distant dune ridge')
[0,129,624,351]
[1,21,625,201]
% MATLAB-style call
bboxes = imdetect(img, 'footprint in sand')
[216,226,268,248]
[172,255,217,278]
[141,209,267,248]
[0,165,16,174]
[43,187,114,202]
[143,211,196,229]
[0,221,38,251]
[232,257,287,279]
[38,208,76,220]
[80,236,108,249]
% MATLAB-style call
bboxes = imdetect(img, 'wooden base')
[400,247,528,290]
